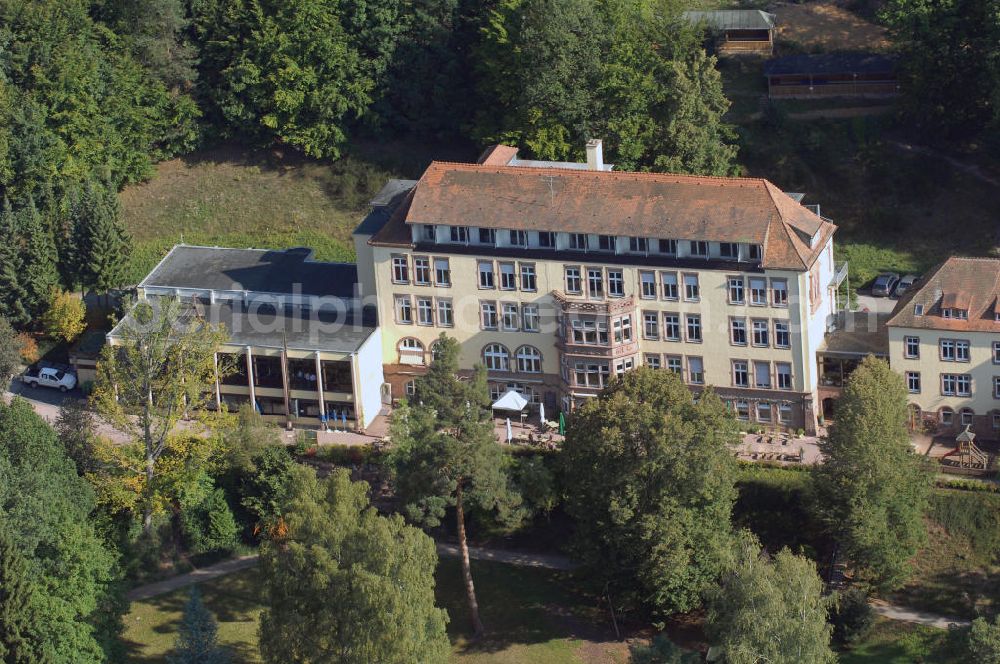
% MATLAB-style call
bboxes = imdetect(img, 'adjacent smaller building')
[684,9,777,55]
[887,257,1000,440]
[109,244,385,431]
[763,53,899,98]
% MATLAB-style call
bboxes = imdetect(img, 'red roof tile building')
[887,257,1000,439]
[356,142,844,434]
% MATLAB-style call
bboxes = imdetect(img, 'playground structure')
[940,426,991,471]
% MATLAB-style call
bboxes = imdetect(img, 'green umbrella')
[558,411,566,435]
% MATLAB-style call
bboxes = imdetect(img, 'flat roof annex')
[140,245,359,299]
[108,299,376,354]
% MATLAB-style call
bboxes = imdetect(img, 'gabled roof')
[379,160,835,270]
[683,9,776,31]
[887,257,1000,332]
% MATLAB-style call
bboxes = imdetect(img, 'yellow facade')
[888,326,1000,437]
[371,240,838,432]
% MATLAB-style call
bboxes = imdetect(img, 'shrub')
[316,444,372,466]
[15,332,38,364]
[926,490,1000,559]
[830,586,875,645]
[734,465,820,554]
[180,488,239,555]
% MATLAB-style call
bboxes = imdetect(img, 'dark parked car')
[894,274,918,297]
[871,273,900,297]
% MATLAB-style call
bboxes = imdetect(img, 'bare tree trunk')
[455,484,484,638]
[142,455,155,534]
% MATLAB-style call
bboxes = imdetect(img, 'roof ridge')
[422,160,773,186]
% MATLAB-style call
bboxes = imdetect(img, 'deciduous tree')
[192,0,382,158]
[55,398,100,475]
[969,615,1000,663]
[259,468,449,663]
[812,356,931,591]
[92,296,227,532]
[0,398,122,661]
[558,367,738,617]
[705,531,835,664]
[0,524,45,663]
[41,289,87,343]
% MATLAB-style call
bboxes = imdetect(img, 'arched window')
[482,344,510,372]
[515,345,542,373]
[398,337,425,366]
[960,407,975,426]
[939,407,954,426]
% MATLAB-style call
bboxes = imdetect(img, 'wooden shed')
[683,9,777,55]
[763,53,900,98]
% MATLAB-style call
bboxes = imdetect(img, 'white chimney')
[586,139,604,171]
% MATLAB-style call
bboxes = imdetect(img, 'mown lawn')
[840,617,964,664]
[122,567,263,663]
[122,559,628,663]
[118,140,474,285]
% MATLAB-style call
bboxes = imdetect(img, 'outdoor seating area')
[491,389,564,449]
[735,431,821,464]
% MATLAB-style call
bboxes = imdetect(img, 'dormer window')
[598,235,616,251]
[955,309,968,319]
[538,231,555,248]
[629,237,648,253]
[421,224,435,241]
[657,239,677,255]
[690,241,708,257]
[509,229,527,247]
[450,226,469,243]
[748,244,762,261]
[914,304,924,316]
[569,233,588,250]
[479,228,496,244]
[720,242,739,259]
[943,308,951,318]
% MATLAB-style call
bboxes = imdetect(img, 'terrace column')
[245,346,256,407]
[212,352,221,410]
[315,352,326,430]
[280,348,292,429]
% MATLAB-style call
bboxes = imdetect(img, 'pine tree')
[168,587,230,664]
[0,525,45,663]
[17,196,60,320]
[83,186,130,294]
[0,199,29,326]
[389,336,522,637]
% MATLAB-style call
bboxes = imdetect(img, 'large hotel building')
[115,142,999,439]
[357,141,840,434]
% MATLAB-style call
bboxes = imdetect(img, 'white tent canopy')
[492,390,528,412]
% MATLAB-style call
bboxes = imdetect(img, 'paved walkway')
[437,543,576,571]
[126,555,260,601]
[869,599,970,629]
[126,544,575,601]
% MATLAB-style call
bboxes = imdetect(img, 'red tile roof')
[374,157,837,270]
[477,144,519,166]
[887,257,1000,332]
